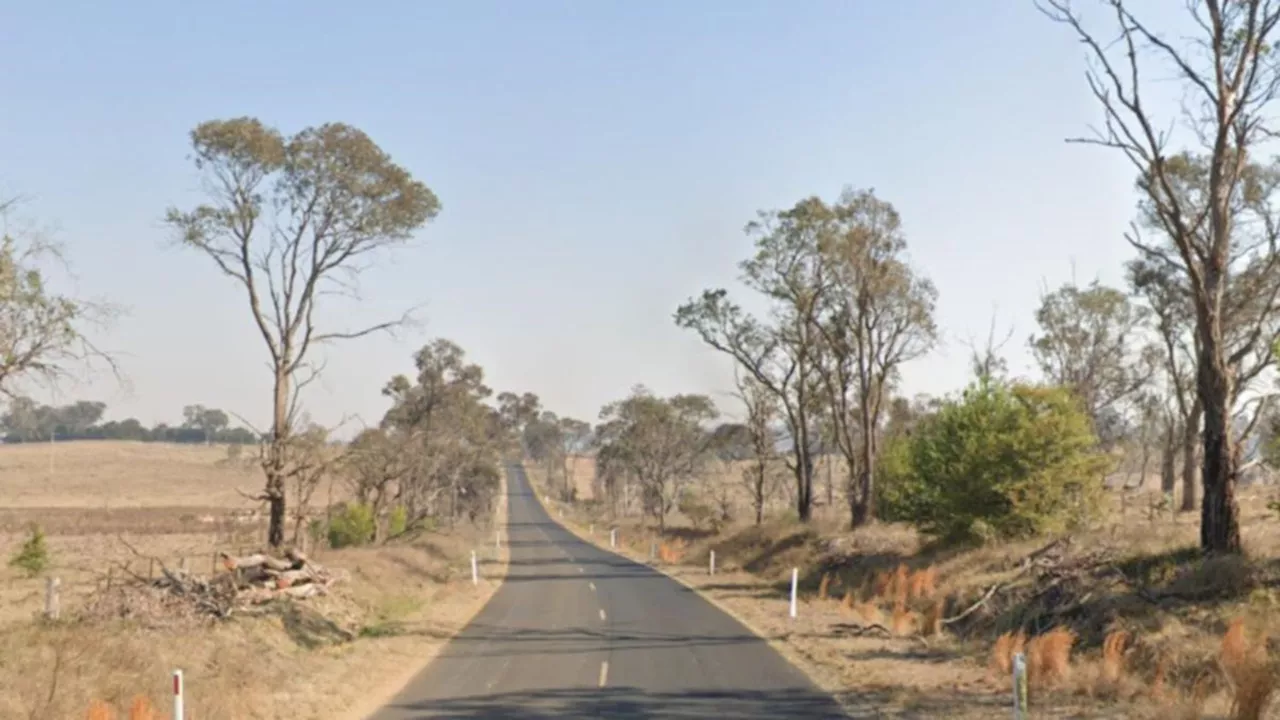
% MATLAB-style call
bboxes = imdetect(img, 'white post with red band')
[173,669,185,720]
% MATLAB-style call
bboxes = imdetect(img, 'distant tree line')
[0,398,260,445]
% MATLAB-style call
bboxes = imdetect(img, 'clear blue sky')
[0,1,1171,433]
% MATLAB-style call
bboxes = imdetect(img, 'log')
[220,552,294,572]
[285,548,309,567]
[273,568,318,589]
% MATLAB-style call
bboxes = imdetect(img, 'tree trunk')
[1197,333,1242,553]
[851,404,876,527]
[266,369,291,549]
[1160,421,1177,495]
[794,449,813,522]
[1180,402,1202,513]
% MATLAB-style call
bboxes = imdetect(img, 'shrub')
[880,378,1109,542]
[678,491,716,531]
[9,523,50,576]
[327,503,375,548]
[387,505,408,538]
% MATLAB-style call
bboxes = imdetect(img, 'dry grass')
[0,441,277,509]
[1027,627,1076,687]
[0,442,507,720]
[1099,629,1129,690]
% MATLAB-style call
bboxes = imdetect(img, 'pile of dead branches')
[217,548,340,605]
[82,548,342,625]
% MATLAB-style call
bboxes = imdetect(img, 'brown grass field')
[532,458,1280,719]
[0,440,507,720]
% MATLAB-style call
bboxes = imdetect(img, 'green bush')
[388,505,408,538]
[879,378,1110,543]
[678,490,716,531]
[328,503,376,548]
[9,524,50,576]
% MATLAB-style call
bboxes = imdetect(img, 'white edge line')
[598,660,609,687]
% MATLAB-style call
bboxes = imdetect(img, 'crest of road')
[367,464,848,719]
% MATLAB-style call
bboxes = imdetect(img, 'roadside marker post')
[609,528,617,548]
[172,670,184,720]
[1012,652,1028,718]
[649,541,657,561]
[709,551,716,576]
[789,568,798,619]
[470,551,479,586]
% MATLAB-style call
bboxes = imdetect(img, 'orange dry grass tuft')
[1217,617,1277,720]
[818,572,832,602]
[840,589,855,612]
[890,605,917,636]
[853,600,884,627]
[891,564,910,608]
[86,701,115,720]
[1099,629,1129,688]
[921,598,944,637]
[1027,627,1076,687]
[128,695,158,720]
[1222,617,1249,678]
[1229,661,1277,720]
[991,630,1027,676]
[907,566,937,601]
[1151,654,1168,700]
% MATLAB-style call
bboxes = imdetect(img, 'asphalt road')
[367,464,848,719]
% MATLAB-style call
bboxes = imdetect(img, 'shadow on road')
[381,686,847,719]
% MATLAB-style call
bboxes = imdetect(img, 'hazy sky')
[0,1,1181,434]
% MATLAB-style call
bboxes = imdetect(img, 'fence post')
[44,577,60,621]
[609,528,617,549]
[173,669,185,720]
[1012,652,1028,718]
[709,550,716,576]
[470,550,479,586]
[649,541,657,561]
[789,568,798,619]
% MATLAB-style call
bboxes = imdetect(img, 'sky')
[0,0,1184,435]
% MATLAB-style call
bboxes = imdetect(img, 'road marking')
[588,582,596,591]
[598,661,609,687]
[577,567,584,574]
[599,609,607,621]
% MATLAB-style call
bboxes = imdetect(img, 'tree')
[1041,0,1280,553]
[497,391,543,456]
[556,417,593,502]
[1029,279,1149,446]
[182,404,230,443]
[166,117,440,547]
[734,370,782,525]
[812,189,938,527]
[594,386,718,533]
[0,203,118,407]
[676,200,832,522]
[881,378,1111,542]
[379,339,504,529]
[343,426,413,542]
[1128,249,1203,510]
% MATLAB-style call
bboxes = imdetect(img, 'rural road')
[367,463,849,719]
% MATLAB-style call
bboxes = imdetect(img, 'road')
[367,464,848,719]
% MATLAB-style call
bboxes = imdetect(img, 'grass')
[531,457,1280,719]
[0,440,508,720]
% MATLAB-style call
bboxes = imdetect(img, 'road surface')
[368,464,848,719]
